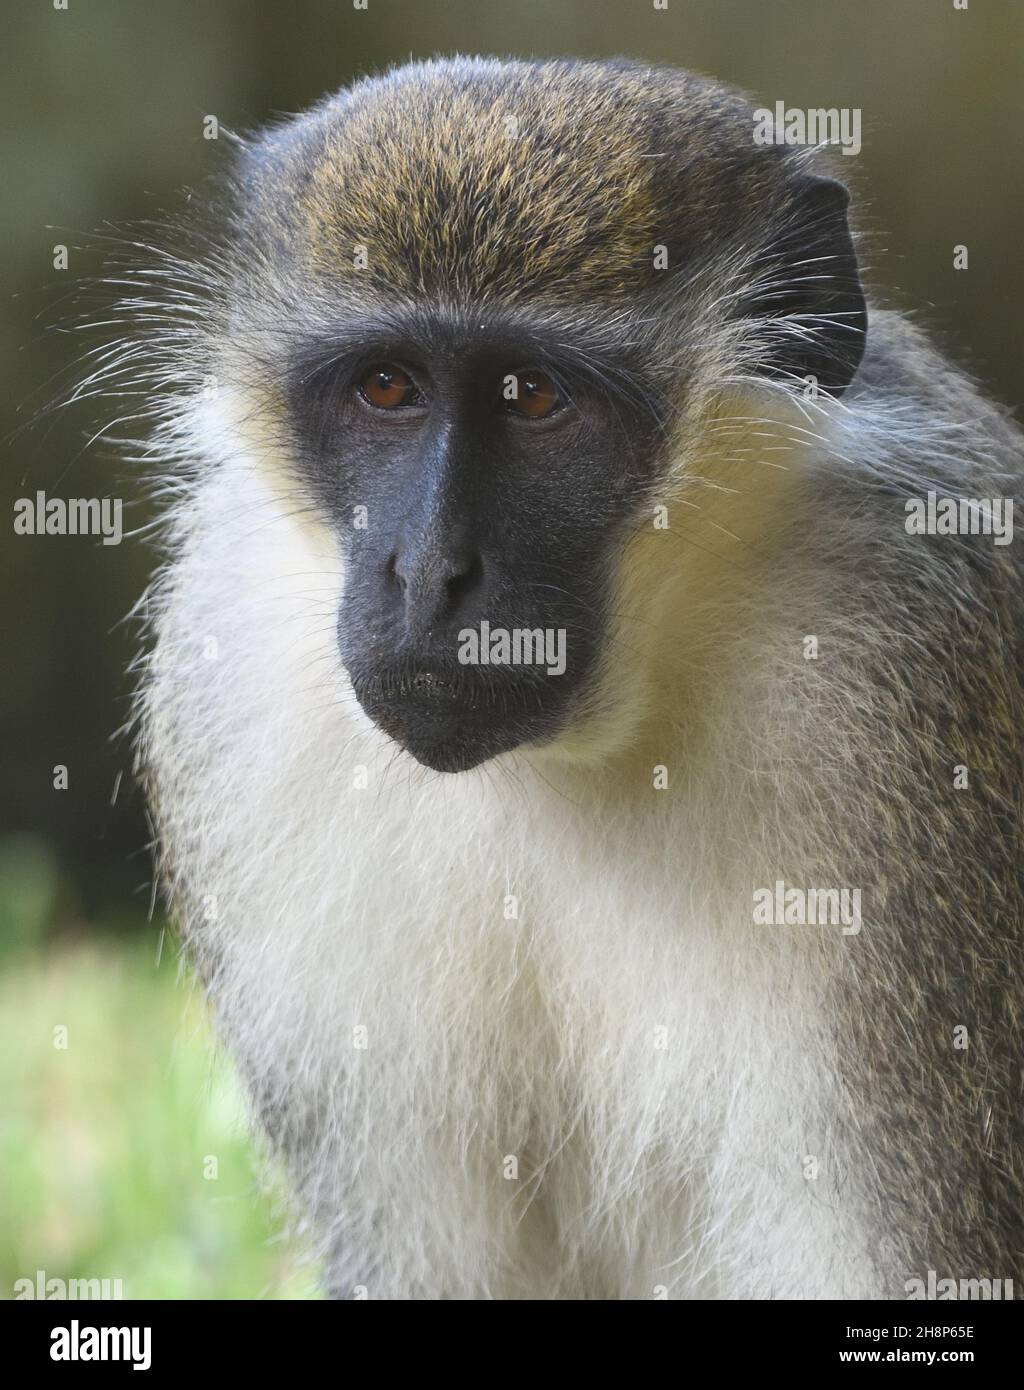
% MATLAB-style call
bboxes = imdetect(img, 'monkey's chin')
[367,702,527,774]
[348,662,575,773]
[399,735,509,774]
[352,677,551,774]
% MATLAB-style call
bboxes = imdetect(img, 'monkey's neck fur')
[141,304,1023,1299]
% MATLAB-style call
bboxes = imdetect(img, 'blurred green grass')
[0,838,319,1299]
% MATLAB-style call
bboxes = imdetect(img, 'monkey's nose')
[387,543,485,633]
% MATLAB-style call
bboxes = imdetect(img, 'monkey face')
[285,308,664,772]
[217,57,865,772]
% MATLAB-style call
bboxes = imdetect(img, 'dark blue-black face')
[285,304,665,772]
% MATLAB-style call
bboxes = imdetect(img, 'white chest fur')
[144,460,878,1299]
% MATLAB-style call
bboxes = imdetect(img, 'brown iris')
[358,364,418,409]
[508,371,562,419]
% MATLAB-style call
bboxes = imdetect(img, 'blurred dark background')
[3,0,1023,931]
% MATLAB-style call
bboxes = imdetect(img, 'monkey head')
[202,57,866,772]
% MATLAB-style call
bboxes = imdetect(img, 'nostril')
[446,552,483,608]
[385,552,406,592]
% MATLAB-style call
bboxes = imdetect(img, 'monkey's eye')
[357,364,422,410]
[505,370,564,419]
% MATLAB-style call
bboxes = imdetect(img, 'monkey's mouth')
[396,672,462,698]
[350,664,563,773]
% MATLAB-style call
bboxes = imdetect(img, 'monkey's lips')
[350,665,556,773]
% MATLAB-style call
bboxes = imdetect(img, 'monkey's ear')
[749,174,867,398]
